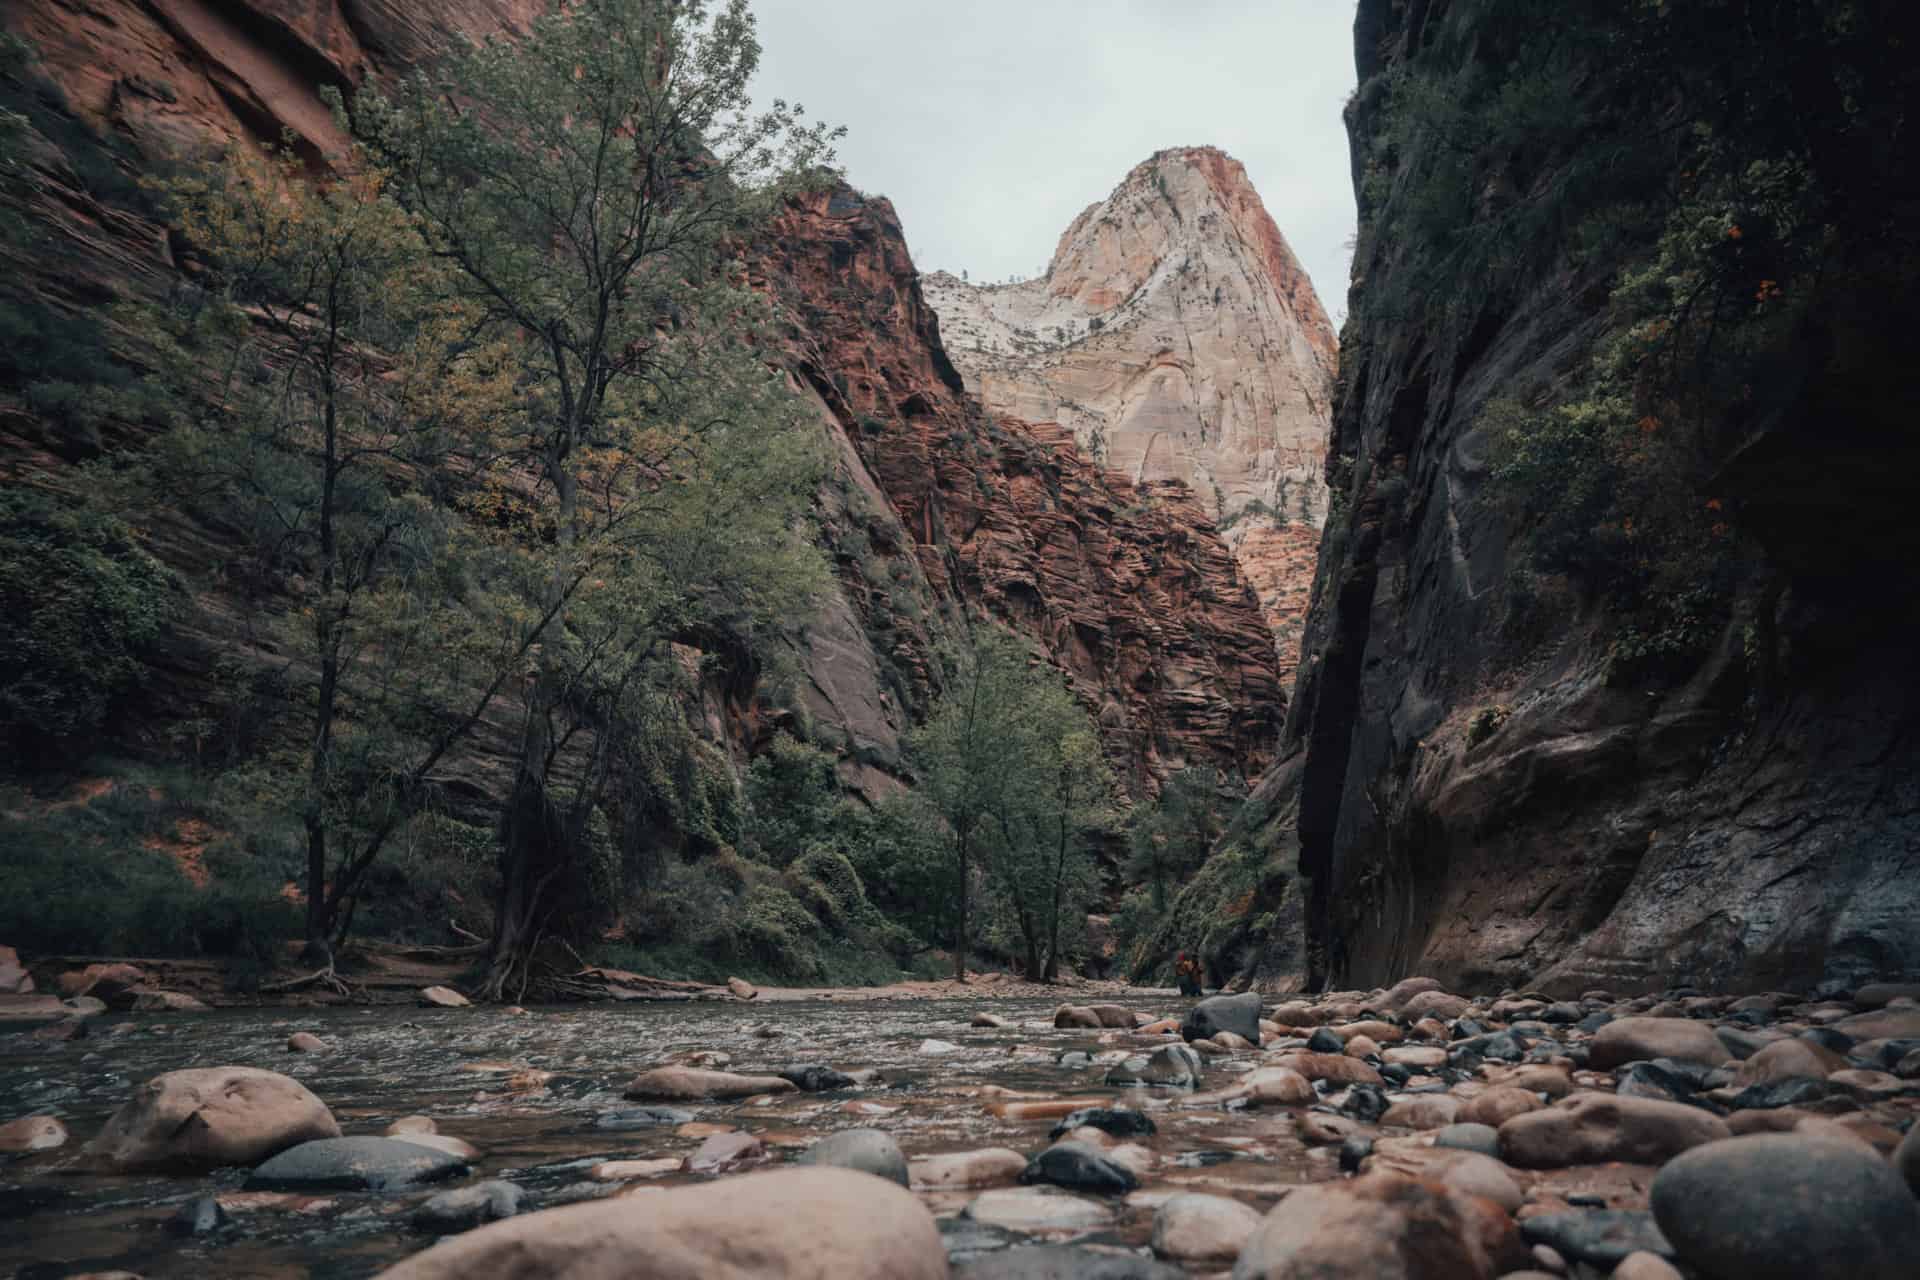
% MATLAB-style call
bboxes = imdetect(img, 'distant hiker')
[1175,950,1202,997]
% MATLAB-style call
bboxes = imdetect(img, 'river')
[0,995,1333,1277]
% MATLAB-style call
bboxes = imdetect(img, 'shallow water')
[0,996,1333,1277]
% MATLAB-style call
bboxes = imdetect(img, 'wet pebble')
[778,1064,855,1091]
[911,1147,1029,1190]
[686,1130,763,1173]
[164,1195,227,1237]
[592,1105,694,1130]
[1306,1027,1344,1053]
[0,1114,68,1152]
[1433,1122,1501,1157]
[1021,1140,1139,1194]
[1519,1209,1675,1267]
[963,1186,1114,1232]
[411,1179,524,1233]
[1181,992,1263,1045]
[246,1136,468,1192]
[1048,1106,1156,1140]
[1150,1192,1263,1263]
[796,1127,908,1186]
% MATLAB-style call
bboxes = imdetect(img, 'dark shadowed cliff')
[1268,0,1920,996]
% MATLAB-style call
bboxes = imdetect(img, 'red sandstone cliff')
[0,0,1281,794]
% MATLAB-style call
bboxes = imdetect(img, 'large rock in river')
[1589,1017,1730,1070]
[372,1167,947,1279]
[247,1136,471,1192]
[1651,1134,1920,1280]
[624,1067,797,1101]
[1231,1172,1526,1279]
[82,1067,340,1173]
[1499,1094,1729,1169]
[1182,992,1262,1046]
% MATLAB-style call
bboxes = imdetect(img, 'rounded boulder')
[375,1166,946,1279]
[1231,1172,1526,1279]
[1499,1092,1729,1169]
[796,1128,908,1187]
[1652,1133,1920,1280]
[81,1066,339,1173]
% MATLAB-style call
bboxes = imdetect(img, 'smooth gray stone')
[411,1180,525,1233]
[1520,1210,1674,1265]
[795,1128,909,1186]
[592,1106,694,1129]
[245,1136,469,1192]
[1651,1134,1920,1280]
[1181,992,1261,1045]
[1433,1122,1502,1157]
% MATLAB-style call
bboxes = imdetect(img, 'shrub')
[0,488,178,750]
[0,770,299,963]
[1464,704,1511,750]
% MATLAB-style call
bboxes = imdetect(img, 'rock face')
[373,1167,947,1279]
[761,189,1285,787]
[81,1066,340,1173]
[0,3,1282,817]
[924,147,1336,681]
[1273,0,1920,995]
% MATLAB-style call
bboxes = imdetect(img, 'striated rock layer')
[0,1,1280,796]
[924,146,1336,681]
[759,189,1284,789]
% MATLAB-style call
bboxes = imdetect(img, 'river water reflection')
[1,995,1335,1277]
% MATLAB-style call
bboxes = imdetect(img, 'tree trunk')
[952,824,970,983]
[302,318,342,960]
[1043,800,1069,982]
[484,444,577,1001]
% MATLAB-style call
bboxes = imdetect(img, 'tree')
[909,626,1115,982]
[353,0,839,998]
[987,726,1115,982]
[1127,766,1243,910]
[152,144,541,964]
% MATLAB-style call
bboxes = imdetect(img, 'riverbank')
[3,977,1916,1278]
[1,941,1167,1016]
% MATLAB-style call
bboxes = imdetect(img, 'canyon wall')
[1272,0,1920,996]
[924,148,1335,683]
[0,1,1280,799]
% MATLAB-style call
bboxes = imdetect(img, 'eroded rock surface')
[924,147,1335,678]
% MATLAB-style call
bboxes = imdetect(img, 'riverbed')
[0,994,1333,1278]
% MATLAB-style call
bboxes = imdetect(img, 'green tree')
[1126,766,1244,911]
[353,0,839,998]
[909,626,1115,982]
[151,144,542,964]
[987,726,1116,982]
[741,732,845,865]
[0,489,177,751]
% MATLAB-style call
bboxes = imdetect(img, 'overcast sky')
[747,2,1360,323]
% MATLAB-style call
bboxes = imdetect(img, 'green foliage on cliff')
[0,491,178,749]
[1364,0,1917,684]
[1125,766,1247,910]
[0,766,300,972]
